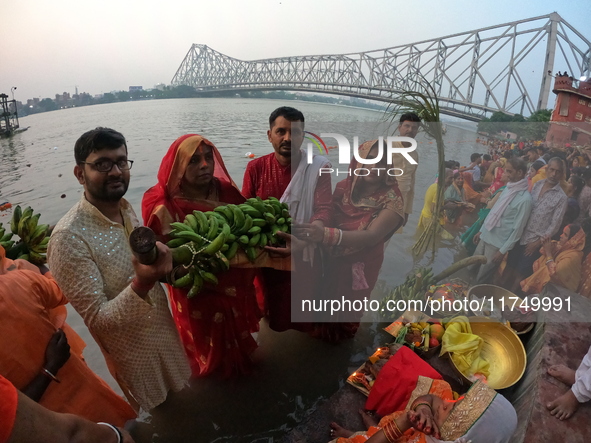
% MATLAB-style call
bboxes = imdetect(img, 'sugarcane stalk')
[431,255,487,283]
[384,77,447,256]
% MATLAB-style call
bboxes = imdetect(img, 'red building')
[546,73,591,147]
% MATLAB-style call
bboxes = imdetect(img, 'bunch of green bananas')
[2,205,50,264]
[380,266,436,319]
[166,197,291,298]
[0,223,14,251]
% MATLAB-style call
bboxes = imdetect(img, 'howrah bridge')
[171,13,591,122]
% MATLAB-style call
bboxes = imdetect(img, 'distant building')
[129,86,143,92]
[546,73,591,147]
[500,130,518,140]
[153,83,166,91]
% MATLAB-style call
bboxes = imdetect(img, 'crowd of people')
[1,106,591,443]
[430,137,591,300]
[419,135,591,432]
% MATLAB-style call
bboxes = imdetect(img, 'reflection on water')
[0,138,26,202]
[0,98,479,442]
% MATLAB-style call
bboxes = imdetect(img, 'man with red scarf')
[242,107,332,332]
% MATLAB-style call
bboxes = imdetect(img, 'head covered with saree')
[335,140,404,222]
[557,224,585,255]
[332,139,404,241]
[521,223,586,294]
[403,378,516,442]
[142,134,244,235]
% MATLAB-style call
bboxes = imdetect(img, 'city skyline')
[2,0,590,101]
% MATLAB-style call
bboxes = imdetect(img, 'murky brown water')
[0,98,479,442]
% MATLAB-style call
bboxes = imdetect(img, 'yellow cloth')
[418,183,438,230]
[531,165,546,186]
[441,316,490,378]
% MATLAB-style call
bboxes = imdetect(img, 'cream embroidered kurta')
[48,197,190,411]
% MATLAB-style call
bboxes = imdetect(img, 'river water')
[0,98,479,442]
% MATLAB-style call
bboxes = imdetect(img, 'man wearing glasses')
[48,128,190,413]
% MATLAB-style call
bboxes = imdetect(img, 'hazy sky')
[2,0,590,101]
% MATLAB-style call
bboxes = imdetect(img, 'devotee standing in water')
[142,134,261,377]
[242,107,332,332]
[391,112,421,228]
[48,127,191,412]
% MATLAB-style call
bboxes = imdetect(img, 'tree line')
[477,109,552,140]
[17,86,385,116]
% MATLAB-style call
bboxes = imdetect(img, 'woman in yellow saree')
[329,378,516,443]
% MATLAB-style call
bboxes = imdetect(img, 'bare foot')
[359,409,379,428]
[547,390,580,420]
[548,365,576,386]
[330,422,353,439]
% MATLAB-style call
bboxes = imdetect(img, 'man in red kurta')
[242,106,332,332]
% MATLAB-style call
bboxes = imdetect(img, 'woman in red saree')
[488,158,506,194]
[296,140,404,341]
[142,134,261,377]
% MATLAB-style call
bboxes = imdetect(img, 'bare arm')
[295,206,403,249]
[8,390,134,443]
[21,330,70,402]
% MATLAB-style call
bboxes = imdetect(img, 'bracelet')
[412,402,433,414]
[97,423,122,443]
[336,229,343,246]
[42,368,60,383]
[546,258,554,265]
[131,277,155,293]
[322,227,340,246]
[382,420,403,442]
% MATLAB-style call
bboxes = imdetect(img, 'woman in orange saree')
[461,171,488,207]
[142,134,261,377]
[330,378,516,443]
[520,224,585,294]
[0,246,136,425]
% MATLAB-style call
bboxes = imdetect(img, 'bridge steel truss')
[171,13,591,121]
